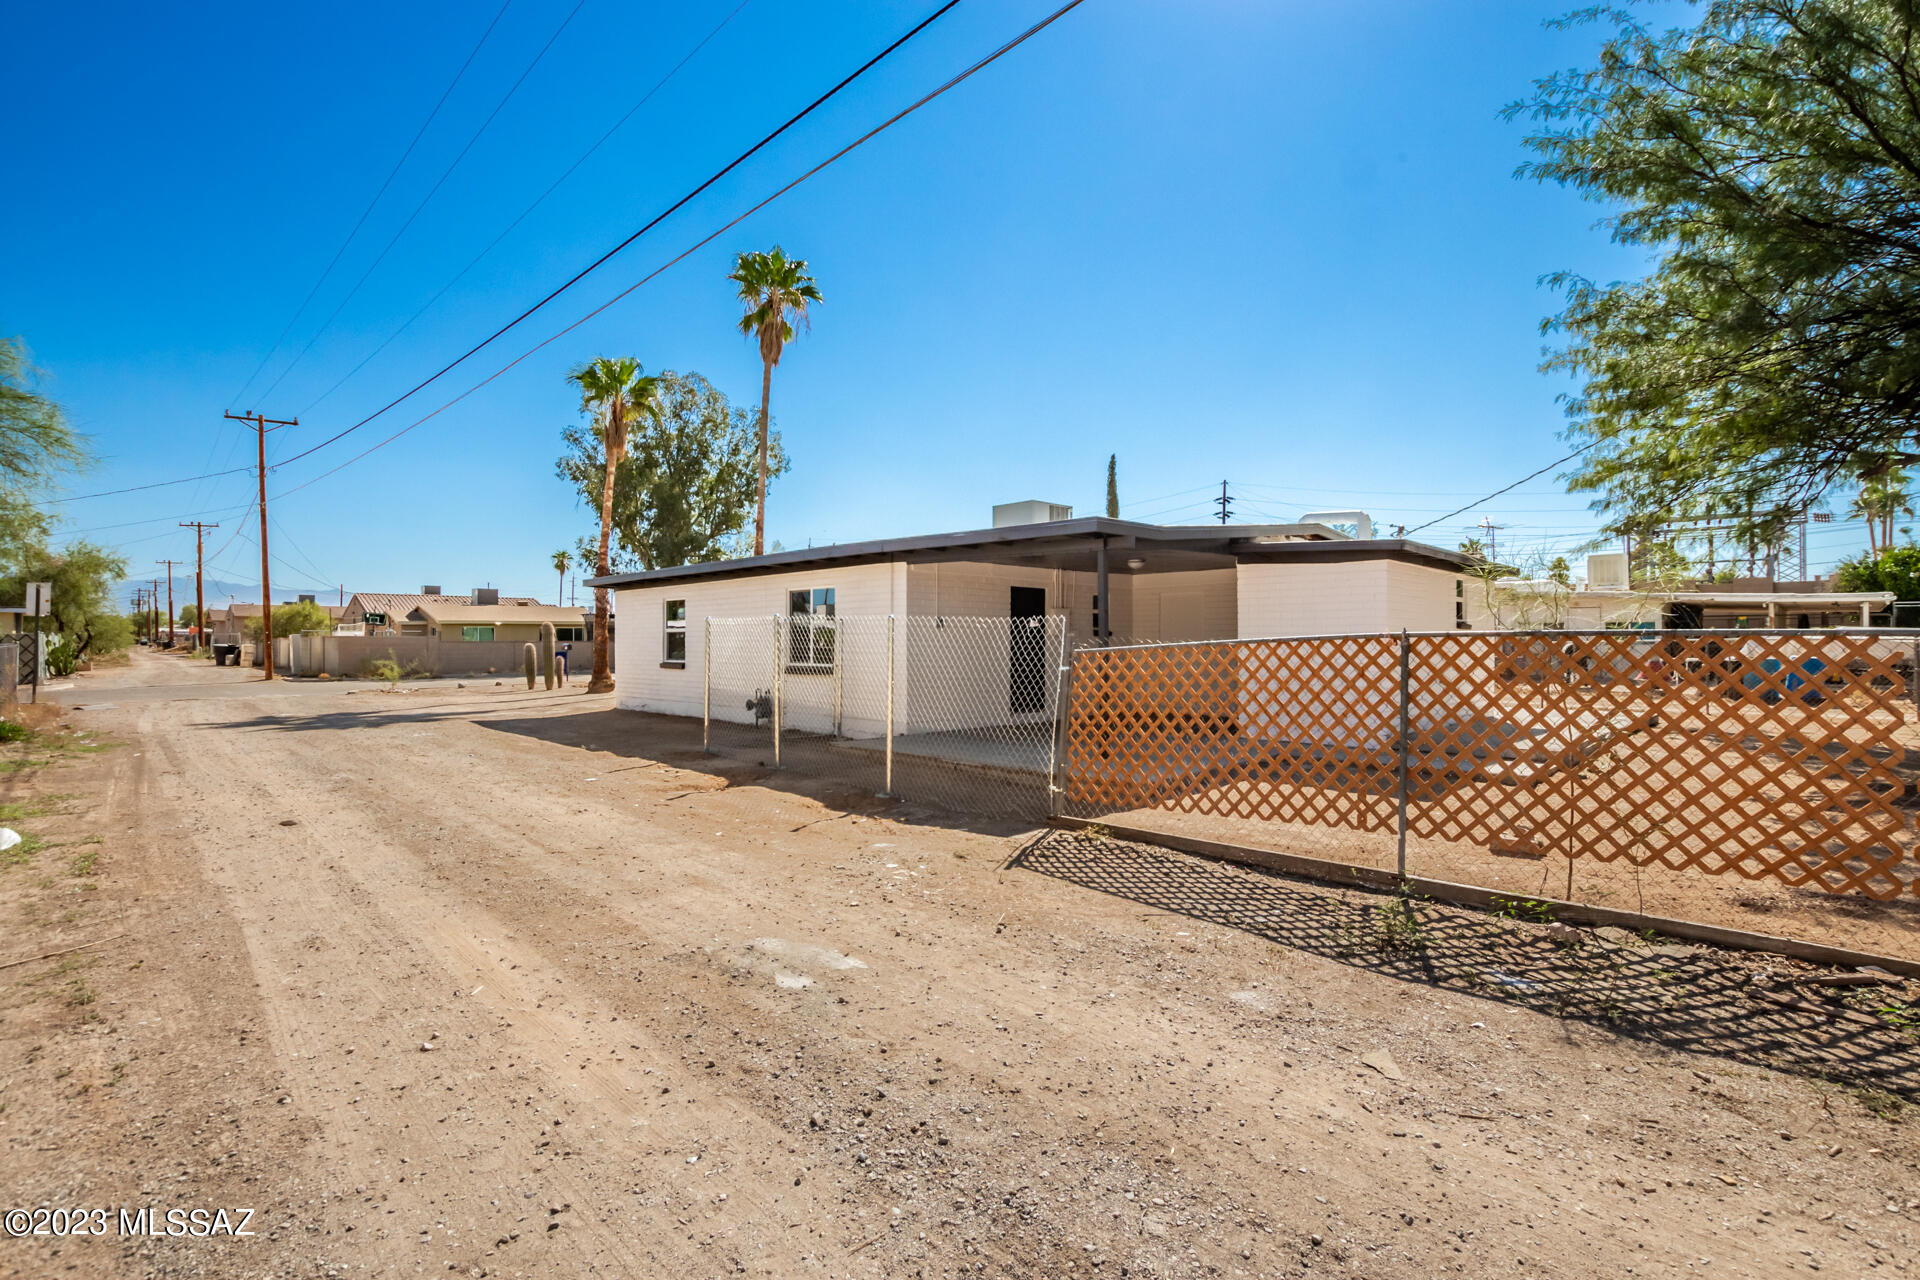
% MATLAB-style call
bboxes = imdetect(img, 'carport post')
[771,614,783,768]
[702,617,711,753]
[1395,629,1411,881]
[882,613,895,797]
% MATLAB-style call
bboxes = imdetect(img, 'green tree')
[1547,555,1573,586]
[1835,545,1920,599]
[1106,454,1119,518]
[1,335,87,574]
[557,372,785,574]
[0,542,131,662]
[567,357,664,693]
[551,549,570,607]
[729,246,820,555]
[177,603,199,629]
[1509,1,1920,544]
[244,600,330,643]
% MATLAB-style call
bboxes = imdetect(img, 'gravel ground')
[0,649,1916,1279]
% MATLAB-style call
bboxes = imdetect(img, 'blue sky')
[4,0,1876,602]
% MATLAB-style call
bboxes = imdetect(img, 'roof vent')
[1587,552,1629,590]
[422,585,443,596]
[992,500,1073,528]
[1300,510,1373,540]
[473,587,500,606]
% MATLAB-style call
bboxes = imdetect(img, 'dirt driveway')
[1,649,1916,1279]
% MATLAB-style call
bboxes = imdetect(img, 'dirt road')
[2,650,1916,1278]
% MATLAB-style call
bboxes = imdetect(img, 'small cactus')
[523,642,537,689]
[539,622,557,691]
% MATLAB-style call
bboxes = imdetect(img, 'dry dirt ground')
[1,648,1918,1280]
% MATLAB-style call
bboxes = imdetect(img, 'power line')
[1402,442,1598,537]
[253,0,588,407]
[272,0,966,471]
[228,0,517,413]
[300,0,757,417]
[42,466,256,505]
[265,0,1090,501]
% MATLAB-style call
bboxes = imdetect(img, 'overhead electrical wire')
[54,0,1077,524]
[266,0,1092,500]
[299,0,757,416]
[1402,442,1599,537]
[227,0,516,412]
[252,0,590,407]
[271,0,968,471]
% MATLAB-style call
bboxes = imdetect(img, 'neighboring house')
[204,598,347,644]
[340,588,544,636]
[411,599,588,645]
[588,506,1474,721]
[1464,555,1893,630]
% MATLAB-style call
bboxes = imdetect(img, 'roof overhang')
[588,519,1469,589]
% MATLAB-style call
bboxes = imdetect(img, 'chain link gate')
[701,614,1068,819]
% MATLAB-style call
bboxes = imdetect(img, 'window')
[555,626,586,642]
[1454,578,1466,627]
[460,625,494,642]
[663,600,687,665]
[787,587,835,671]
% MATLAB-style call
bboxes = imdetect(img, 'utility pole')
[179,522,218,651]
[157,560,182,647]
[131,589,144,642]
[225,411,297,679]
[1477,517,1505,565]
[1215,481,1233,525]
[150,578,161,645]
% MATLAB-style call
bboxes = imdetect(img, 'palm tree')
[728,246,821,555]
[552,549,570,606]
[568,357,663,693]
[1850,470,1914,554]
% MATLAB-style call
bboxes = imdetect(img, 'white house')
[589,507,1473,733]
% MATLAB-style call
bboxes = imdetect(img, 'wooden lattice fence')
[1061,631,1920,900]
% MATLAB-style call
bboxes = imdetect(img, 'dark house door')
[1009,586,1046,715]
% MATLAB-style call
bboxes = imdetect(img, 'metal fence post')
[1047,618,1071,818]
[702,617,712,753]
[833,616,844,738]
[1395,629,1411,882]
[771,614,783,768]
[882,613,895,797]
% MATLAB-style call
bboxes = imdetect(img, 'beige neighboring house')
[340,589,544,636]
[411,600,588,645]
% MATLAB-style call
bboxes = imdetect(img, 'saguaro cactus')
[539,622,557,691]
[523,642,537,690]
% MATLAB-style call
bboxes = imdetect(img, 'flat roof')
[586,518,1473,589]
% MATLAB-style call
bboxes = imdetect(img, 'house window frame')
[460,625,495,642]
[663,599,687,667]
[786,587,836,673]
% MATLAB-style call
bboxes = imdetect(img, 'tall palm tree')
[1851,470,1914,554]
[568,357,662,693]
[552,549,570,606]
[729,246,821,555]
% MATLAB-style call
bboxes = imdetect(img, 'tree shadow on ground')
[1010,829,1920,1103]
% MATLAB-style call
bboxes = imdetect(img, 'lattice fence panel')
[1063,630,1920,900]
[1062,635,1401,832]
[1406,632,1918,899]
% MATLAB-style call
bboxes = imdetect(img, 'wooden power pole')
[224,411,297,679]
[179,522,219,651]
[149,578,161,645]
[157,560,182,647]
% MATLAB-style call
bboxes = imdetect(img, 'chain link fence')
[700,614,1069,819]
